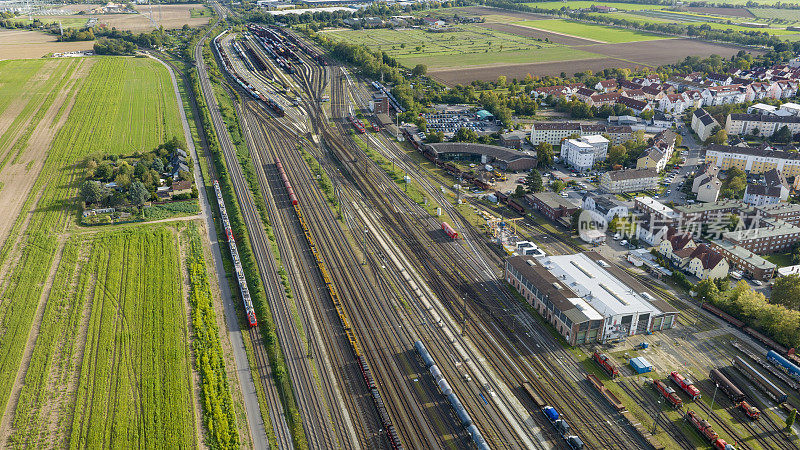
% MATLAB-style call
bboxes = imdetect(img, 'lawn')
[0,56,214,448]
[324,26,602,68]
[514,18,668,42]
[524,1,666,11]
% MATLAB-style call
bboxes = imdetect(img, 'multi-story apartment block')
[530,122,632,146]
[725,113,800,137]
[708,239,776,280]
[600,168,658,193]
[561,135,609,171]
[704,144,800,177]
[691,108,720,142]
[722,219,800,254]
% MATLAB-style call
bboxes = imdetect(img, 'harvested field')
[0,30,94,60]
[479,22,599,46]
[524,1,665,11]
[14,4,211,33]
[514,19,667,43]
[680,6,755,17]
[430,57,637,84]
[581,38,763,66]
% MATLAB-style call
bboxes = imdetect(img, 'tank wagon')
[733,356,788,403]
[685,410,735,450]
[670,371,701,400]
[213,180,257,327]
[709,369,745,403]
[414,340,489,450]
[593,351,620,377]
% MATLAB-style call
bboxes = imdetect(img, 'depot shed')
[630,356,653,374]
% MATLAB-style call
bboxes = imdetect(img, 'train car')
[745,326,789,355]
[701,302,745,328]
[441,222,458,240]
[566,436,584,449]
[766,350,800,383]
[522,381,545,408]
[685,410,718,443]
[508,198,525,214]
[653,380,682,408]
[414,340,435,369]
[709,369,745,403]
[448,392,472,428]
[733,356,788,403]
[593,351,620,377]
[371,120,380,132]
[670,371,701,400]
[739,401,760,420]
[348,115,366,134]
[466,424,490,450]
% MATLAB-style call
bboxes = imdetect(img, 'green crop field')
[0,56,228,448]
[524,1,665,11]
[324,26,601,68]
[514,18,667,42]
[749,7,800,22]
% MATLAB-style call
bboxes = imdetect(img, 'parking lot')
[422,111,501,138]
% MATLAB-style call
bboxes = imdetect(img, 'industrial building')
[423,143,537,171]
[505,252,677,345]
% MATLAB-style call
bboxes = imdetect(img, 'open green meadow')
[514,18,667,42]
[324,25,601,68]
[524,1,665,11]
[749,7,800,21]
[0,56,232,448]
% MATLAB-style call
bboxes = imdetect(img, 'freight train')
[212,31,285,117]
[732,341,800,391]
[685,410,735,450]
[733,356,788,403]
[670,371,701,400]
[268,25,328,66]
[593,351,620,377]
[702,303,795,359]
[541,406,585,449]
[709,369,745,403]
[414,340,489,450]
[653,379,683,408]
[278,157,401,449]
[213,180,258,327]
[371,81,405,113]
[766,350,800,383]
[247,23,296,74]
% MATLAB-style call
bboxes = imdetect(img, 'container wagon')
[766,350,800,383]
[733,356,788,403]
[653,379,682,408]
[593,351,620,377]
[670,371,701,400]
[709,369,745,403]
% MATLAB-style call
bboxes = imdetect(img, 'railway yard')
[191,5,800,449]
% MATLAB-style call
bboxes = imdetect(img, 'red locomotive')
[441,222,458,239]
[739,401,760,420]
[593,351,620,377]
[670,371,701,400]
[686,410,736,449]
[348,115,366,134]
[653,380,682,408]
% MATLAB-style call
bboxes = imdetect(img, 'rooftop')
[426,143,535,163]
[604,167,657,181]
[528,191,580,210]
[729,113,800,124]
[711,239,777,271]
[635,196,679,218]
[674,199,745,215]
[540,253,668,318]
[723,220,800,241]
[582,134,609,145]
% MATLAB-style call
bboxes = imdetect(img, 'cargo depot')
[505,252,677,345]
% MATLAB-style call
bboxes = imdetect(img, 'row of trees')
[696,278,800,348]
[93,38,137,55]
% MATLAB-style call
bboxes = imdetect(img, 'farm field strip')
[68,228,195,449]
[0,59,46,118]
[513,19,670,43]
[522,1,666,11]
[324,26,603,68]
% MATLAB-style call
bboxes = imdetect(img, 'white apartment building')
[691,108,719,142]
[561,135,609,171]
[725,113,800,137]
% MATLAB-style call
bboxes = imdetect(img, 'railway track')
[198,25,295,449]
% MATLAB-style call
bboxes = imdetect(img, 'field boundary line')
[0,234,67,443]
[427,55,608,72]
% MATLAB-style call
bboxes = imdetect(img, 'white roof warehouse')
[505,252,676,345]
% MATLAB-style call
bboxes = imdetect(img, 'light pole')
[652,399,662,434]
[710,382,719,410]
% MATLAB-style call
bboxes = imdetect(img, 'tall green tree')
[607,144,628,166]
[551,179,566,193]
[773,125,793,144]
[536,142,554,168]
[80,180,106,205]
[786,409,796,432]
[128,180,149,206]
[525,169,543,193]
[772,274,800,310]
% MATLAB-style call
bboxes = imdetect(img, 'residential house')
[532,85,572,99]
[691,108,719,142]
[589,92,621,107]
[725,113,800,137]
[637,147,669,173]
[706,72,733,86]
[621,89,647,102]
[708,239,776,281]
[582,194,629,225]
[617,96,651,115]
[594,79,618,92]
[600,168,659,193]
[658,93,690,114]
[658,230,697,264]
[641,85,667,101]
[701,85,746,106]
[682,244,729,280]
[574,87,596,102]
[422,17,445,28]
[743,168,790,206]
[561,135,609,171]
[499,130,529,149]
